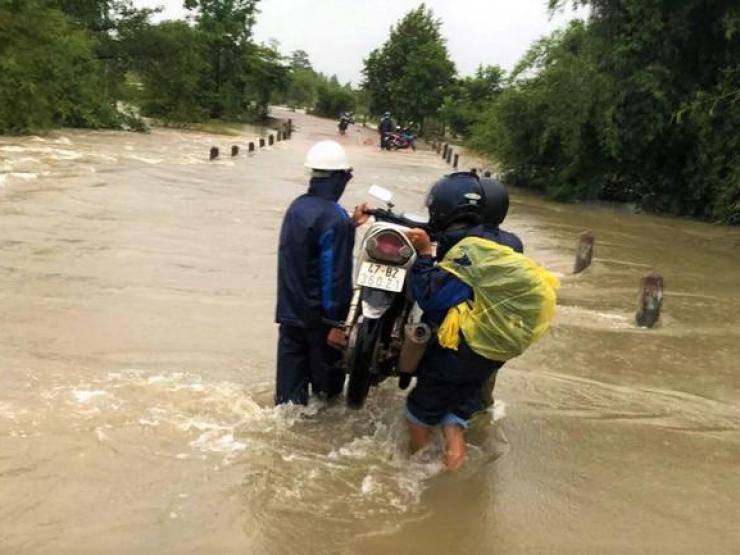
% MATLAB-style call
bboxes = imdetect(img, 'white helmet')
[304,140,351,171]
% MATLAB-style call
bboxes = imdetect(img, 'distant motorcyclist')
[378,112,394,150]
[275,140,369,405]
[402,172,524,470]
[338,112,354,135]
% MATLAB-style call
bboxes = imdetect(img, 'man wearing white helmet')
[275,140,369,405]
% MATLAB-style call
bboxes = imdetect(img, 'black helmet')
[480,176,509,227]
[425,172,484,231]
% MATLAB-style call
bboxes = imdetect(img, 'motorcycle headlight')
[366,231,413,264]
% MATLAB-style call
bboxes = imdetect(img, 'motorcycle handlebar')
[363,208,433,235]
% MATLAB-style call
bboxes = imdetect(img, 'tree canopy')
[0,0,290,132]
[362,4,455,128]
[466,0,739,223]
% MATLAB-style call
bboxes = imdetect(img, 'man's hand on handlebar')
[405,228,433,256]
[351,202,371,227]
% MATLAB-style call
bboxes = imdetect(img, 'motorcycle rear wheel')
[346,317,381,409]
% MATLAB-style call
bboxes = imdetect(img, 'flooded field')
[1,109,739,554]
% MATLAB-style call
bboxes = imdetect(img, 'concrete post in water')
[259,137,265,148]
[573,231,595,274]
[446,148,452,165]
[442,144,448,159]
[453,153,459,169]
[209,146,219,160]
[231,145,239,157]
[636,272,664,328]
[268,134,274,146]
[248,141,255,153]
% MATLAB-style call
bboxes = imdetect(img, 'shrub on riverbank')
[0,0,290,133]
[467,1,739,223]
[0,1,123,133]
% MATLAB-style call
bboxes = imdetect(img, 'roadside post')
[259,137,265,148]
[573,231,595,273]
[231,145,239,157]
[268,134,274,146]
[636,272,664,328]
[248,141,255,152]
[453,153,459,169]
[209,146,219,160]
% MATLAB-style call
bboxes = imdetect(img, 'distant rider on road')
[378,112,394,150]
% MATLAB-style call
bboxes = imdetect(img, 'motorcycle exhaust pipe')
[398,323,432,374]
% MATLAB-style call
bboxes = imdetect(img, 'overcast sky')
[133,0,586,85]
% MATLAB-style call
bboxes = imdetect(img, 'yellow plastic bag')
[437,237,559,361]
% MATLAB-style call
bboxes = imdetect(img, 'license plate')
[356,262,406,292]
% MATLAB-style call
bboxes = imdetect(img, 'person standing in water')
[274,140,369,405]
[403,172,528,470]
[378,112,394,150]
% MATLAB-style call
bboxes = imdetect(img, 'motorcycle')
[338,113,354,135]
[383,126,416,151]
[343,185,433,409]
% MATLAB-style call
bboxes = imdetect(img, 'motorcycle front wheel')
[346,317,381,409]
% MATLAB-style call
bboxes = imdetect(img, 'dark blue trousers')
[406,340,502,426]
[275,324,345,405]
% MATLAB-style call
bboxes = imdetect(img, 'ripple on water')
[26,369,508,524]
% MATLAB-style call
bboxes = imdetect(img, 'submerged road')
[1,109,739,553]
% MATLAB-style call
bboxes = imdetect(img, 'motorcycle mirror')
[402,212,428,225]
[368,184,393,204]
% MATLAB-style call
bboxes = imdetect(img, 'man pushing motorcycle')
[274,140,369,406]
[401,172,557,470]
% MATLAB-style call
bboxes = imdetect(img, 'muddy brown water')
[1,110,739,554]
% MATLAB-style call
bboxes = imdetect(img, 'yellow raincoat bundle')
[437,237,559,361]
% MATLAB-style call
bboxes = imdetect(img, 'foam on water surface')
[16,368,508,522]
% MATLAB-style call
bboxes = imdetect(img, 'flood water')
[1,109,739,554]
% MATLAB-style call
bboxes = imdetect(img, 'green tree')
[362,4,455,129]
[243,43,291,118]
[313,80,355,118]
[440,65,504,136]
[184,0,261,119]
[471,0,739,222]
[0,0,120,133]
[51,0,159,105]
[131,21,209,121]
[289,49,312,70]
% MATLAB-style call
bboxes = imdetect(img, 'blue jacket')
[378,117,394,134]
[276,173,354,328]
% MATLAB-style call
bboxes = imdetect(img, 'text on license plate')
[357,262,406,292]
